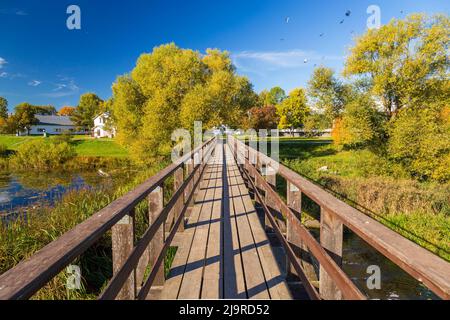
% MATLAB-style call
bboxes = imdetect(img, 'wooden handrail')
[229,135,450,300]
[227,137,365,300]
[0,137,216,300]
[100,140,216,300]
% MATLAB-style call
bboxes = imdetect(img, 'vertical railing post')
[319,207,343,300]
[264,164,277,233]
[286,182,301,279]
[286,182,318,284]
[174,166,184,232]
[185,157,194,208]
[112,211,136,300]
[149,186,165,287]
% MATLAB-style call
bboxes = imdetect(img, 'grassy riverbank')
[0,135,128,158]
[0,160,171,299]
[278,138,450,261]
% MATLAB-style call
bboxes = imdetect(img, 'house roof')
[93,112,111,121]
[35,115,74,126]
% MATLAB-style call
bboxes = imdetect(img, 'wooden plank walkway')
[155,140,292,300]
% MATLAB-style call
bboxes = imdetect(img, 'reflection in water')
[0,170,135,221]
[342,228,438,300]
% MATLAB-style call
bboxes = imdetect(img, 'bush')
[10,139,75,170]
[388,105,450,182]
[332,95,385,148]
[52,132,74,144]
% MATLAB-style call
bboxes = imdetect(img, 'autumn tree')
[58,106,76,116]
[344,14,450,117]
[388,102,449,181]
[276,88,310,135]
[332,95,385,148]
[112,44,256,163]
[247,105,279,129]
[71,93,103,128]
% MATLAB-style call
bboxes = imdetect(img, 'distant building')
[93,112,116,138]
[18,115,89,136]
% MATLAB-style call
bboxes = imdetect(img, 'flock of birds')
[281,8,405,66]
[281,9,353,65]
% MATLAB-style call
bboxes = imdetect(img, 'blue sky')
[0,0,448,111]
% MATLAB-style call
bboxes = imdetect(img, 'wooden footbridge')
[0,137,449,300]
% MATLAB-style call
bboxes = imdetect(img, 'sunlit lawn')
[0,135,128,158]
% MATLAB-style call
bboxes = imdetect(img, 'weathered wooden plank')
[112,214,135,300]
[159,156,218,299]
[177,153,221,299]
[226,148,270,300]
[237,168,292,300]
[223,145,247,299]
[174,167,185,232]
[149,187,165,287]
[202,147,224,299]
[319,207,343,300]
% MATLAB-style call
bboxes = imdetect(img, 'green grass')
[0,135,128,158]
[277,138,450,261]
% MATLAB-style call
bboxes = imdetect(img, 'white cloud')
[0,72,7,78]
[42,77,79,98]
[28,80,42,87]
[0,57,7,69]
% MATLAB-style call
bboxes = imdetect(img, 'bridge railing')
[0,137,217,300]
[228,135,450,300]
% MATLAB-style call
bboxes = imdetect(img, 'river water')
[0,169,136,223]
[342,229,439,300]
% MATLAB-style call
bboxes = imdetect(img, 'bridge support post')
[264,166,277,233]
[174,167,185,232]
[112,211,136,300]
[149,187,165,287]
[185,158,194,210]
[286,182,318,284]
[319,208,343,300]
[286,182,301,280]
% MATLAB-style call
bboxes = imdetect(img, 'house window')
[55,128,62,133]
[37,128,45,133]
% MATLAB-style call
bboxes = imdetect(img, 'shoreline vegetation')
[276,138,450,262]
[0,154,169,299]
[0,135,130,171]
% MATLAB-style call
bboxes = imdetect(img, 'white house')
[18,115,89,136]
[93,113,116,138]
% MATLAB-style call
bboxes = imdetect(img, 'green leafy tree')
[0,97,8,119]
[388,103,449,181]
[344,14,450,117]
[303,113,330,137]
[276,88,310,135]
[308,67,352,124]
[258,87,286,106]
[112,44,256,163]
[72,93,103,128]
[332,95,385,148]
[13,103,40,135]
